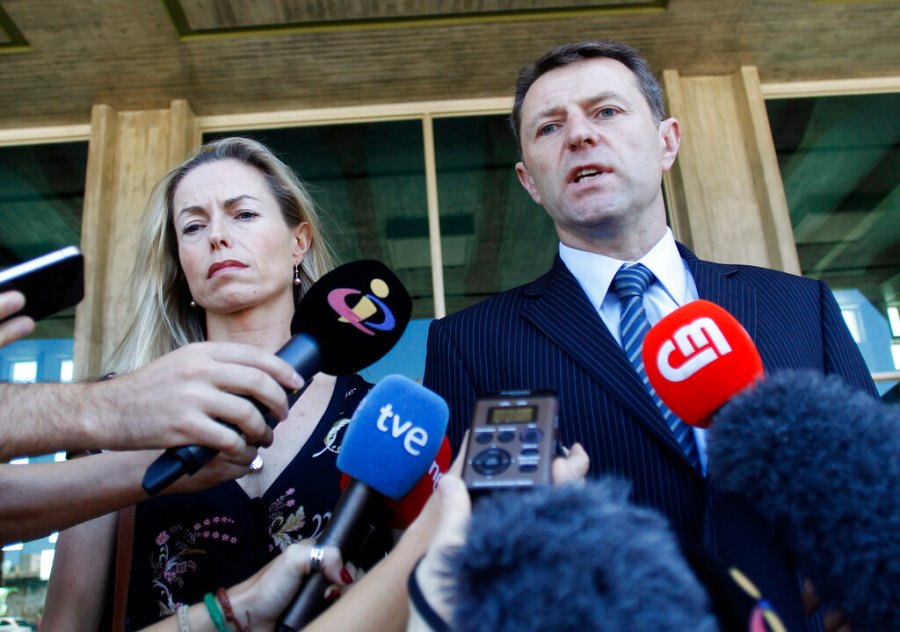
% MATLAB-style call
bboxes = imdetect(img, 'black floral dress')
[124,374,373,629]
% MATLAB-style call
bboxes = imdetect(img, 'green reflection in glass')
[433,115,556,315]
[767,93,900,394]
[0,141,87,339]
[204,124,433,318]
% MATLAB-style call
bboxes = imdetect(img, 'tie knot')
[612,264,654,300]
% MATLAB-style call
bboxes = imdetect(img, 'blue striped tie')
[612,264,700,469]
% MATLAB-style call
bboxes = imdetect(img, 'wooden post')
[662,66,800,274]
[73,101,197,379]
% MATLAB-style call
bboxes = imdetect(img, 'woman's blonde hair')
[105,137,334,373]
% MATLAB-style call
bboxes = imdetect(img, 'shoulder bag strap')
[112,504,136,632]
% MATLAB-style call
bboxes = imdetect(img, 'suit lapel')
[678,243,758,341]
[521,256,687,458]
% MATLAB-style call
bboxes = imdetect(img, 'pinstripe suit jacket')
[423,243,877,545]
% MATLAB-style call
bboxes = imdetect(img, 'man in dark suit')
[423,40,876,630]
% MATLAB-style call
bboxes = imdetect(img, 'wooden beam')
[662,67,799,273]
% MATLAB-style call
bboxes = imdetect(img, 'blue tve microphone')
[277,375,449,631]
[142,260,413,495]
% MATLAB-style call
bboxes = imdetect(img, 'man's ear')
[658,117,681,173]
[515,161,543,205]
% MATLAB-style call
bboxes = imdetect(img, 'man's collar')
[559,228,687,304]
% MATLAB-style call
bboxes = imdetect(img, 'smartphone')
[0,246,85,322]
[462,390,559,492]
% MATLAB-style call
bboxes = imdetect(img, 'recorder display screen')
[488,405,537,424]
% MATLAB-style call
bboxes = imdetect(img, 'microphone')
[707,370,900,631]
[341,435,452,529]
[449,479,717,631]
[142,260,413,495]
[277,374,449,631]
[642,299,764,428]
[642,300,812,629]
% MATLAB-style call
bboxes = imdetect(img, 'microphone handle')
[277,481,390,631]
[142,334,322,495]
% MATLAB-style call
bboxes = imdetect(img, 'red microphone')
[642,300,763,428]
[340,435,452,528]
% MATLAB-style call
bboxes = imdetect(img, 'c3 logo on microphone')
[657,317,733,382]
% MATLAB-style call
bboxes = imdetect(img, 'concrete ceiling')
[1,0,899,129]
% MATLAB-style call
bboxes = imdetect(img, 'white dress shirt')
[559,228,708,473]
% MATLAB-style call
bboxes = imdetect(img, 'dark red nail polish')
[340,568,354,584]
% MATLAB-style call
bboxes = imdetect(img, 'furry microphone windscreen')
[708,370,900,631]
[448,480,717,632]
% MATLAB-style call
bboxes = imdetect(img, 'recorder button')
[519,463,538,473]
[475,432,494,445]
[498,431,516,443]
[472,448,512,476]
[520,447,539,458]
[520,428,543,444]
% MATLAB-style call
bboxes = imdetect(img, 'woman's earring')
[190,298,197,307]
[293,263,301,286]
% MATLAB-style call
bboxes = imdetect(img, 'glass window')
[205,124,431,309]
[433,115,557,314]
[203,116,564,381]
[767,93,900,399]
[0,141,86,621]
[59,359,74,382]
[11,361,37,383]
[204,124,432,381]
[0,142,86,340]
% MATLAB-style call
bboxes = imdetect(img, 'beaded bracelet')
[216,587,251,632]
[203,592,229,632]
[175,604,192,632]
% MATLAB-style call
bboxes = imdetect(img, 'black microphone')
[642,301,812,629]
[707,370,900,631]
[277,375,450,631]
[448,480,718,632]
[142,260,413,495]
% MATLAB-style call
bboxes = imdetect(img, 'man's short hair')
[510,40,666,152]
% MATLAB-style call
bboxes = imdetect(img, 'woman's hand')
[226,541,348,629]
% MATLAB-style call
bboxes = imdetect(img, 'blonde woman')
[44,138,379,630]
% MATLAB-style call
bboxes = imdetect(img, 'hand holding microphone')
[142,260,413,495]
[277,374,450,631]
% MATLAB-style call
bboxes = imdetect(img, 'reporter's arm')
[303,450,467,632]
[0,341,303,461]
[406,474,471,632]
[306,441,590,632]
[0,446,256,544]
[405,443,590,632]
